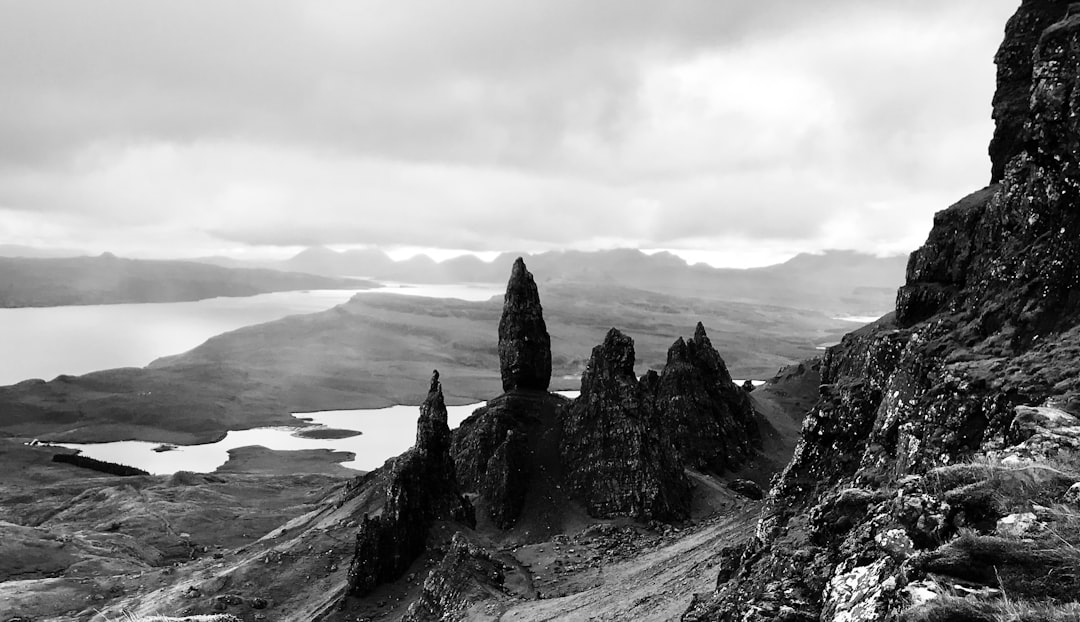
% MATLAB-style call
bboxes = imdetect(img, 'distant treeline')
[52,452,149,476]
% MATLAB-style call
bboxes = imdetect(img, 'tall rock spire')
[347,370,474,596]
[498,258,551,392]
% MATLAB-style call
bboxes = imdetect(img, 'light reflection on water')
[0,282,503,387]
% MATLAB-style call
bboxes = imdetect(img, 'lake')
[0,282,503,385]
[58,390,582,475]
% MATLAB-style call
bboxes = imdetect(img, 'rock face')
[498,257,552,392]
[687,5,1080,620]
[560,328,691,521]
[901,1,1080,334]
[347,371,474,596]
[451,391,567,529]
[990,0,1075,182]
[401,533,508,622]
[653,322,758,473]
[452,261,568,529]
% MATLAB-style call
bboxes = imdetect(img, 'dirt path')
[499,506,759,622]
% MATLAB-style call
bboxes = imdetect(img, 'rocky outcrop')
[347,371,474,596]
[451,391,568,529]
[452,257,569,530]
[653,322,759,473]
[687,4,1080,620]
[498,257,552,392]
[900,2,1080,335]
[561,328,691,521]
[401,533,508,622]
[990,0,1074,182]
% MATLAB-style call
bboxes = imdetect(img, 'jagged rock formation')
[498,257,552,392]
[347,371,474,596]
[452,259,568,529]
[653,322,759,473]
[687,4,1080,620]
[451,391,568,529]
[561,328,691,521]
[401,533,508,622]
[989,0,1076,182]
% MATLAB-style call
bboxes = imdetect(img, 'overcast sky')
[0,1,1019,266]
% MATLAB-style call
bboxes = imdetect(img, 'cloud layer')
[0,0,1019,264]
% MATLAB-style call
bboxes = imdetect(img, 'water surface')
[0,282,502,385]
[59,390,582,475]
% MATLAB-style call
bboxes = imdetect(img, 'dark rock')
[401,533,506,622]
[451,391,568,529]
[899,6,1080,337]
[727,479,764,501]
[653,322,760,473]
[560,328,690,521]
[478,429,529,529]
[689,6,1080,620]
[212,594,244,609]
[741,380,755,393]
[990,0,1073,182]
[498,258,551,392]
[347,371,474,596]
[714,543,748,586]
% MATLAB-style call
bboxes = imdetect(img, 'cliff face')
[347,372,474,596]
[689,4,1080,620]
[560,328,692,521]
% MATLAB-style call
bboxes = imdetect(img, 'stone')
[652,323,760,474]
[989,0,1073,182]
[347,371,475,596]
[560,328,691,521]
[874,528,915,560]
[995,512,1041,538]
[401,533,507,622]
[451,390,567,529]
[727,479,765,501]
[1065,482,1080,505]
[498,258,551,392]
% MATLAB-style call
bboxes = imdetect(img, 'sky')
[0,0,1020,267]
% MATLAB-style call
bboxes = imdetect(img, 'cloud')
[0,0,1020,262]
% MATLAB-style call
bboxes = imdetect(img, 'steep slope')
[688,3,1080,620]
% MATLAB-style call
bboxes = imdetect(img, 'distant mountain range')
[0,254,370,307]
[205,247,908,316]
[0,245,908,315]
